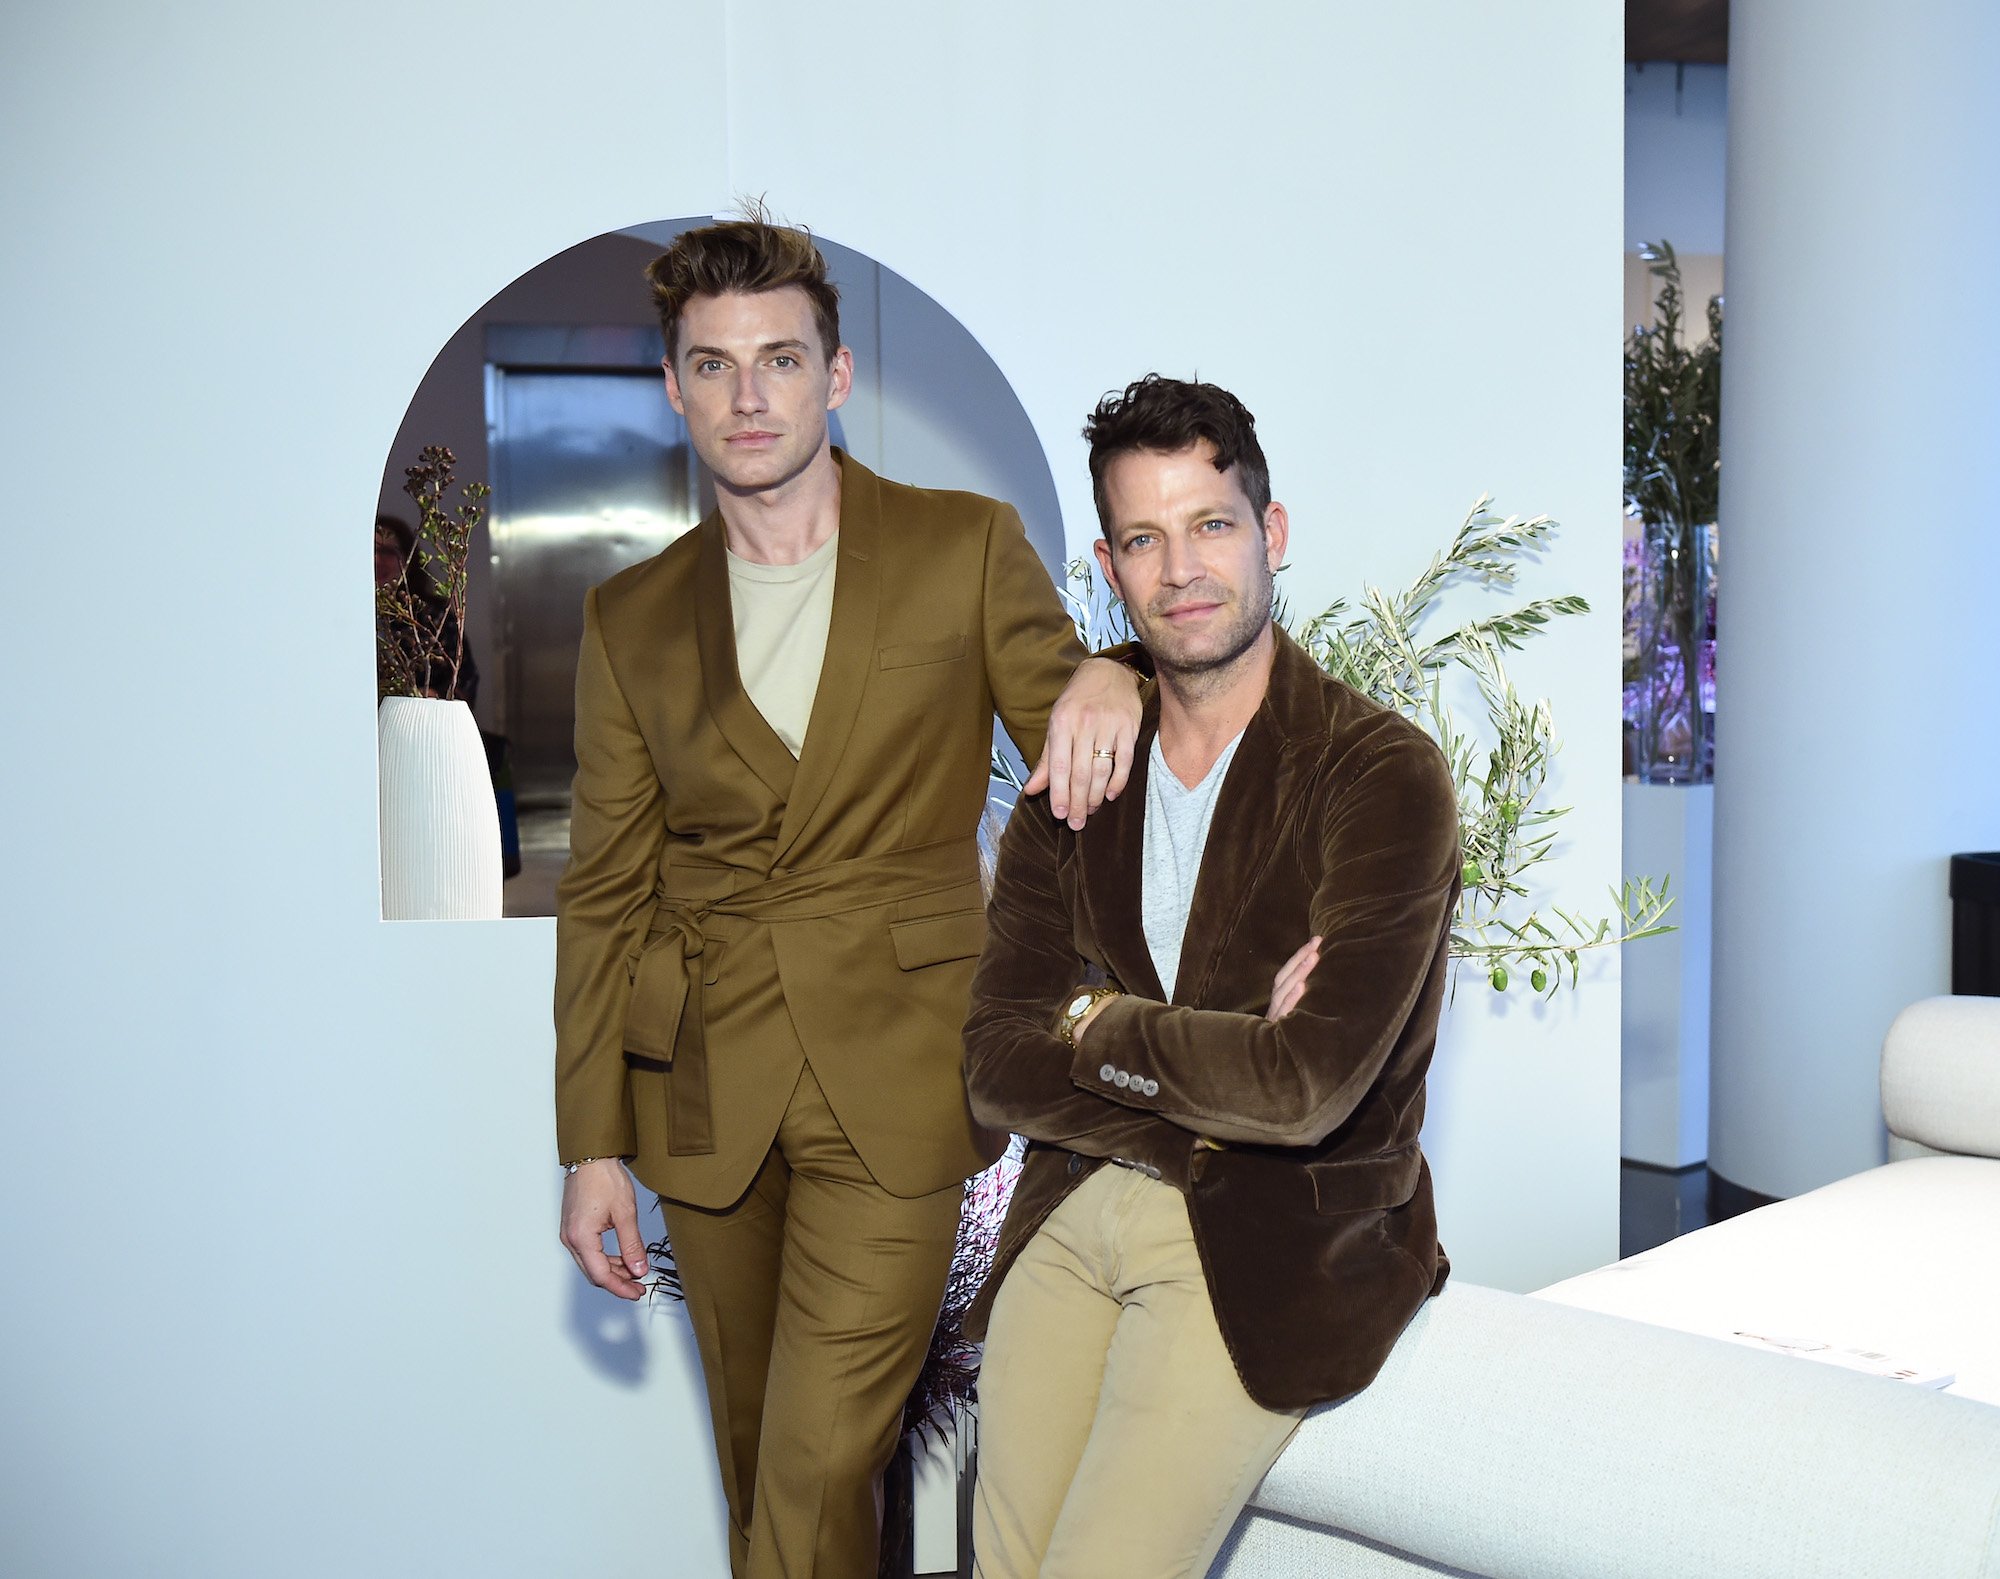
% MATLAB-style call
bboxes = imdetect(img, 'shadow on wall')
[373,216,1066,920]
[565,1195,708,1392]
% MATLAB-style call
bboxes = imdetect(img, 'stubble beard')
[1142,564,1276,704]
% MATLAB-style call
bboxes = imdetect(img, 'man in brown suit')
[552,215,1140,1578]
[963,375,1461,1578]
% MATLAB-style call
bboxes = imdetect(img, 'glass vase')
[1628,516,1715,784]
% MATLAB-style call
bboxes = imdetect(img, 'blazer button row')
[1098,1063,1159,1098]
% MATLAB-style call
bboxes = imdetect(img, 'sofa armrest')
[1218,1284,2000,1579]
[1882,995,2000,1161]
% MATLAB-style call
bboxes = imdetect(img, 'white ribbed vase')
[377,696,502,920]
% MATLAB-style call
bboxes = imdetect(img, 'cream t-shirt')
[726,531,840,758]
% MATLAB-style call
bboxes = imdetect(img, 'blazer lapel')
[1171,631,1323,1006]
[694,515,798,806]
[775,450,881,858]
[1075,688,1167,1002]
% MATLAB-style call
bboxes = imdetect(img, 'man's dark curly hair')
[1083,374,1271,537]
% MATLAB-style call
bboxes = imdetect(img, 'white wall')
[0,2,1621,1572]
[1621,785,1714,1168]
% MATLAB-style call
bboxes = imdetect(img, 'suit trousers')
[972,1163,1304,1579]
[659,1060,962,1579]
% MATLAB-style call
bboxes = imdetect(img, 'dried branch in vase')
[375,444,490,704]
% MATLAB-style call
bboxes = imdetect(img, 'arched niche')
[375,217,1065,917]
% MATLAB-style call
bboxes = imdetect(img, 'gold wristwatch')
[1056,985,1121,1047]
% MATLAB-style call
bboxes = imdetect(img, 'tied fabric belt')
[621,838,978,1154]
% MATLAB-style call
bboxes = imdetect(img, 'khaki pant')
[660,1062,963,1579]
[973,1164,1304,1579]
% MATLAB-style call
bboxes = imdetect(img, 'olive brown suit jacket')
[554,451,1085,1208]
[962,629,1461,1410]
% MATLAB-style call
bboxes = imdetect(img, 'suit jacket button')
[1067,1153,1083,1176]
[1142,1078,1159,1097]
[1099,1063,1117,1083]
[1114,1070,1132,1089]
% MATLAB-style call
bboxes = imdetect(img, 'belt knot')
[622,839,980,1157]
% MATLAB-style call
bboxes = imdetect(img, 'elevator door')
[487,328,700,809]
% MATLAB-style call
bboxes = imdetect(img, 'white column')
[1709,0,2000,1199]
[1623,785,1713,1169]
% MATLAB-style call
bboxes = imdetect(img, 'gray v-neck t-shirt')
[1142,729,1245,1000]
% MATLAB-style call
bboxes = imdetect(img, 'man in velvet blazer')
[962,376,1461,1579]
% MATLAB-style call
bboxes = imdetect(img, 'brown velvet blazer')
[554,451,1085,1208]
[961,629,1461,1410]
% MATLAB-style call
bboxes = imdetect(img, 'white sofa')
[1212,996,2000,1579]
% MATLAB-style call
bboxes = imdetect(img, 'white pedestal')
[1622,783,1713,1168]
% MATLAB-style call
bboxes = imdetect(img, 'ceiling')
[1628,0,1729,63]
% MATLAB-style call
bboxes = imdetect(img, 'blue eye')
[772,355,798,368]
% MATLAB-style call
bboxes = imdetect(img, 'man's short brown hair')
[1083,374,1272,536]
[645,203,842,367]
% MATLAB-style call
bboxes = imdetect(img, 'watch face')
[1067,993,1094,1017]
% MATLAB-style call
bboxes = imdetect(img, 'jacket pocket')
[879,633,967,670]
[890,907,987,970]
[1307,1141,1422,1214]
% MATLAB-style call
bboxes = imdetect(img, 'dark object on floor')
[482,731,521,880]
[880,1447,916,1579]
[1619,1161,1710,1258]
[1707,1168,1780,1224]
[1950,852,2000,996]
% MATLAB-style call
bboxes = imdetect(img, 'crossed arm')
[964,729,1460,1154]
